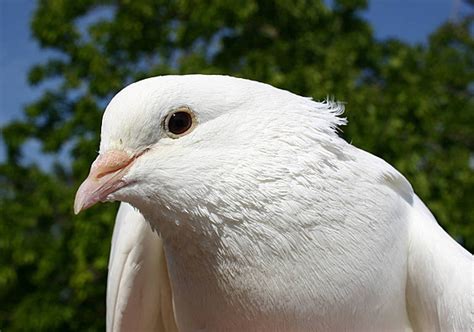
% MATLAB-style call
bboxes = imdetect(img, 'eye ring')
[163,106,197,138]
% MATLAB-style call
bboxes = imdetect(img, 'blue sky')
[0,0,467,164]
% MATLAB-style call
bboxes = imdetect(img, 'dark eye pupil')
[168,111,192,135]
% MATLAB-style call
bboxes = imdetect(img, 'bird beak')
[74,150,136,214]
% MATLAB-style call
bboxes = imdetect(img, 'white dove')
[74,75,472,332]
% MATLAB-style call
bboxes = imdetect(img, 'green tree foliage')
[1,0,472,330]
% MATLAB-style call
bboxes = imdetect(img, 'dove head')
[75,75,346,232]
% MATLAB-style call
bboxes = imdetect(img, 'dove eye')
[163,107,196,138]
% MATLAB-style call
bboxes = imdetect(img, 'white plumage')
[75,75,472,331]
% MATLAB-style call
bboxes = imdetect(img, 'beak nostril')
[90,166,122,181]
[95,171,110,180]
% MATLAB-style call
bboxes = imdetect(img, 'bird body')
[75,75,473,331]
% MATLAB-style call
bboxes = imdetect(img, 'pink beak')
[74,150,136,214]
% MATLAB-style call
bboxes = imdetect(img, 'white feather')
[406,196,472,331]
[107,203,176,332]
[99,75,472,331]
